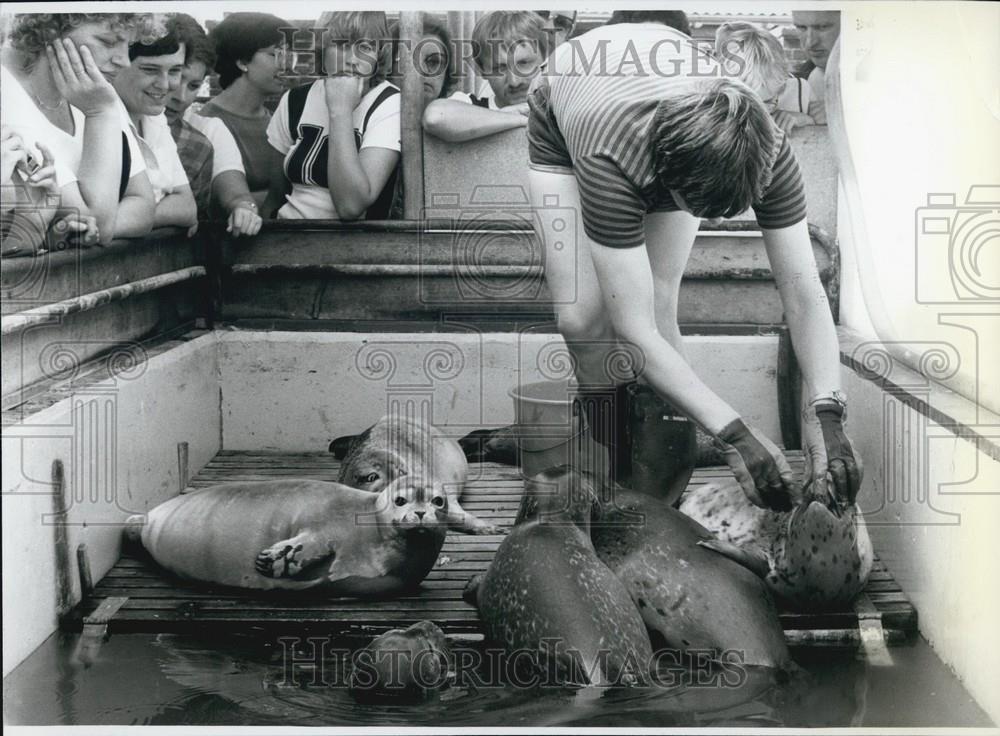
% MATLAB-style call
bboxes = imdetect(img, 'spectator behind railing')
[715,22,815,135]
[388,15,454,108]
[200,13,290,207]
[1,13,157,250]
[535,10,578,48]
[605,10,691,36]
[165,14,262,237]
[422,11,549,143]
[112,19,198,233]
[791,10,840,125]
[264,11,401,221]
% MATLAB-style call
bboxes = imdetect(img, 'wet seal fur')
[463,467,653,687]
[125,478,448,595]
[591,487,792,670]
[334,415,500,535]
[679,478,874,611]
[350,620,453,700]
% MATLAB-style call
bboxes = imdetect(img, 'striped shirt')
[545,23,807,248]
[170,118,214,218]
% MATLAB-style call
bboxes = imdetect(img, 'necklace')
[29,87,66,112]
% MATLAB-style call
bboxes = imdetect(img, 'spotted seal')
[125,478,448,595]
[463,467,653,687]
[591,487,792,670]
[679,478,874,611]
[334,415,499,535]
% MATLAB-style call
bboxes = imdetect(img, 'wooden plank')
[82,595,128,625]
[71,451,916,642]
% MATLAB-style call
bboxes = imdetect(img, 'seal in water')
[463,467,653,687]
[679,478,874,611]
[125,478,448,595]
[590,487,792,670]
[350,620,453,700]
[334,415,500,535]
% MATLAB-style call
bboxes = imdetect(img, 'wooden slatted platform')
[67,451,917,641]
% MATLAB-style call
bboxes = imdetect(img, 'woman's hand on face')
[323,74,365,115]
[1,126,27,184]
[47,38,119,116]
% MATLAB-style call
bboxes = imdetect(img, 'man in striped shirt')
[527,21,860,510]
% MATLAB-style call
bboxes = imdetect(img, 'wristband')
[716,417,749,445]
[807,390,847,411]
[234,200,258,212]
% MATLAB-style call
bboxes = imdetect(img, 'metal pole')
[398,11,425,220]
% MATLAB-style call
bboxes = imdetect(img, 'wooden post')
[51,459,74,616]
[177,441,190,493]
[77,543,94,599]
[399,11,425,220]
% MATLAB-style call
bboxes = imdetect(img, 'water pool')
[3,630,993,728]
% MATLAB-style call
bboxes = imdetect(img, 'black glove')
[714,418,799,511]
[813,402,862,504]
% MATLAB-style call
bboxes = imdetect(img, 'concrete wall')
[423,125,839,237]
[835,4,1000,415]
[843,337,1000,725]
[1,333,221,677]
[218,331,783,451]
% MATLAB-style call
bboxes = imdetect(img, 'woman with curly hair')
[1,13,156,246]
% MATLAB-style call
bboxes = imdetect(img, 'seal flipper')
[256,532,334,578]
[445,501,503,536]
[697,539,770,579]
[462,573,483,605]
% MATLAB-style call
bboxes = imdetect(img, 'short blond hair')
[323,11,392,80]
[471,11,549,72]
[715,21,788,93]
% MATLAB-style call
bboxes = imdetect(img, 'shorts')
[526,75,574,175]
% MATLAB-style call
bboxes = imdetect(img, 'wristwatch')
[807,390,848,418]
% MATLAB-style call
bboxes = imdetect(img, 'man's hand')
[802,400,862,504]
[715,418,801,511]
[47,39,119,116]
[324,75,365,115]
[500,102,530,118]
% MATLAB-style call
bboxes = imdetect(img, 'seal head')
[679,478,874,611]
[466,467,654,687]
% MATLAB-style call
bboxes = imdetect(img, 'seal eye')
[431,496,445,508]
[360,472,379,484]
[394,496,407,507]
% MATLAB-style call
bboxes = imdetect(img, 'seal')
[590,487,792,670]
[457,426,519,465]
[463,467,653,687]
[349,620,453,700]
[679,478,874,611]
[334,415,499,535]
[124,478,448,595]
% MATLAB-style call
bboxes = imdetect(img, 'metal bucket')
[508,380,608,482]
